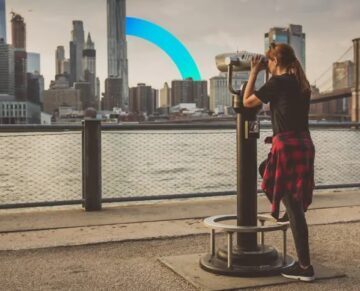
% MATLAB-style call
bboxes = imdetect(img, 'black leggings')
[259,160,311,266]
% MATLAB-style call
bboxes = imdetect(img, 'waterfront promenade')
[0,189,359,290]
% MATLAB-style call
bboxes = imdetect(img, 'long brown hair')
[266,42,311,97]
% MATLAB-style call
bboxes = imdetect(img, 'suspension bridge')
[309,38,360,121]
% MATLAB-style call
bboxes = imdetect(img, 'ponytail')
[290,59,311,97]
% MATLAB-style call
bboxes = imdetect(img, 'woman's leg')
[281,193,311,267]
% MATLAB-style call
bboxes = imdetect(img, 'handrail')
[0,121,359,132]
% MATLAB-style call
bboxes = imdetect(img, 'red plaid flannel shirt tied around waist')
[261,131,315,219]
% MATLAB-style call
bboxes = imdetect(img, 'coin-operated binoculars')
[199,51,294,276]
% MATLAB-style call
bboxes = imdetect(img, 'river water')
[0,127,359,205]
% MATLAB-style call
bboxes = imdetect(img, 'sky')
[5,0,360,92]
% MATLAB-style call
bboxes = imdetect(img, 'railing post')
[81,120,86,208]
[83,119,102,211]
[353,38,360,123]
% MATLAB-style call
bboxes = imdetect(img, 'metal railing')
[0,122,359,209]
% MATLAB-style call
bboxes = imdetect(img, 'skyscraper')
[129,83,157,115]
[171,79,192,106]
[171,78,209,109]
[96,77,100,107]
[107,0,129,109]
[83,33,97,107]
[27,72,44,104]
[102,77,122,110]
[62,59,70,75]
[0,0,6,42]
[265,24,306,71]
[70,21,84,84]
[0,40,14,96]
[159,82,171,108]
[11,12,27,101]
[27,52,40,74]
[209,72,265,113]
[192,80,208,110]
[27,52,43,105]
[11,12,26,49]
[55,45,70,82]
[55,46,65,75]
[210,74,233,113]
[74,81,92,110]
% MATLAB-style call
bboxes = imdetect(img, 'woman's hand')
[251,55,267,76]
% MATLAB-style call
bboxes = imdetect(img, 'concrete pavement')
[0,189,359,290]
[0,189,359,251]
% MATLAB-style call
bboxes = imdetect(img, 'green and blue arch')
[126,17,201,81]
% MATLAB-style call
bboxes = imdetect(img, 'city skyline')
[4,0,360,91]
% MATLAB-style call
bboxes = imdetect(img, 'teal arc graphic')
[126,17,202,81]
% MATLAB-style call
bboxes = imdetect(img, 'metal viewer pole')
[228,64,258,251]
[199,54,294,276]
[235,106,258,251]
[83,119,102,211]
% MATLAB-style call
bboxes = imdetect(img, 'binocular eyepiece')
[215,51,265,116]
[216,51,268,72]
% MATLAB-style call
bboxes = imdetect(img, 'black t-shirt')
[255,74,310,135]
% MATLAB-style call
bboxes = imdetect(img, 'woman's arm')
[243,56,266,108]
[243,72,262,108]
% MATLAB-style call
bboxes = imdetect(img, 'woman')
[243,42,315,282]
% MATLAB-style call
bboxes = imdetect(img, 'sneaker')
[281,262,315,282]
[277,212,289,224]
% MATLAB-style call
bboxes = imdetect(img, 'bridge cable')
[318,70,349,92]
[313,46,352,85]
